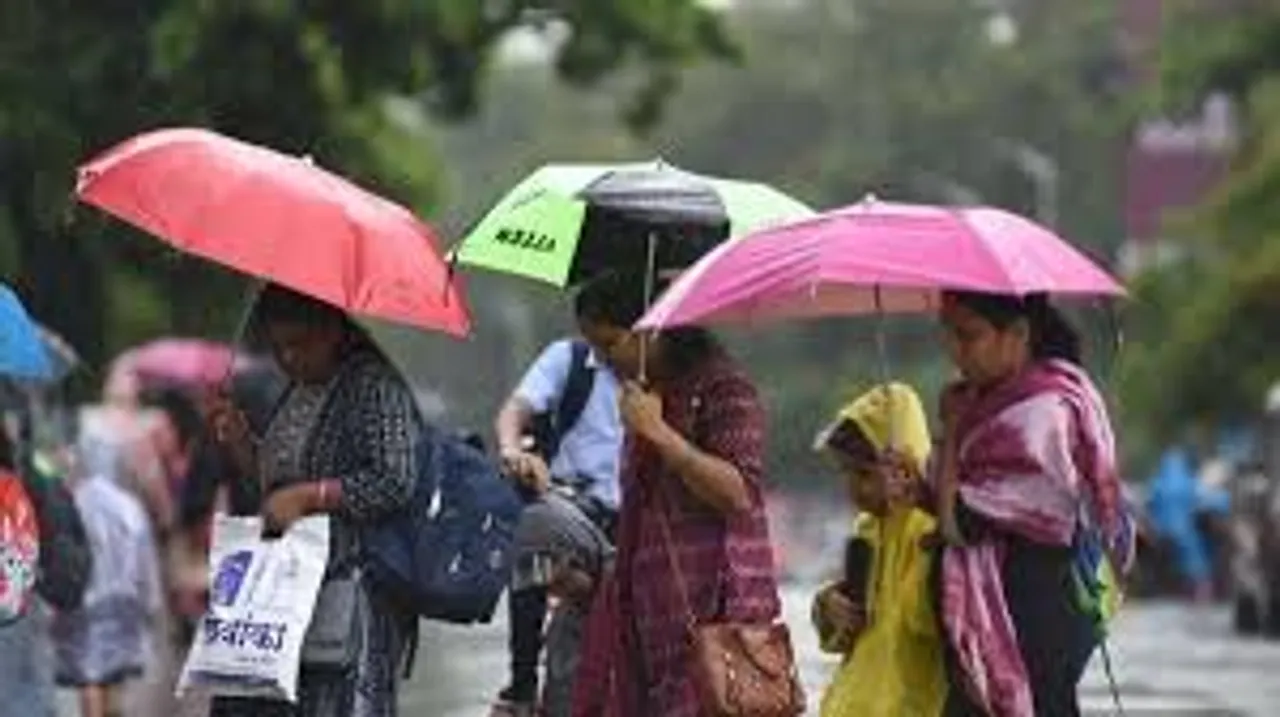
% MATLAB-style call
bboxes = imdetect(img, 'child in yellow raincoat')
[810,383,948,717]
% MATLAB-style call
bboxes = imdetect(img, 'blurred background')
[7,0,1280,713]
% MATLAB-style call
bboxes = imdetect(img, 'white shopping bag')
[177,514,330,702]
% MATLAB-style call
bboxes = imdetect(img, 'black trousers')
[938,539,1098,717]
[506,491,617,702]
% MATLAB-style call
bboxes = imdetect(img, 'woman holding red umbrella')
[206,283,422,717]
[74,127,475,715]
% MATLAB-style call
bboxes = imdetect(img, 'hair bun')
[1022,292,1050,313]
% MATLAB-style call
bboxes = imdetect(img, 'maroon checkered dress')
[572,350,781,717]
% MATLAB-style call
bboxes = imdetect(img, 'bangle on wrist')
[316,481,334,511]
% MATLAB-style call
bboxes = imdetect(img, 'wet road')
[403,591,1280,716]
[56,592,1280,715]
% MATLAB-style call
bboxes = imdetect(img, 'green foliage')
[1,0,1141,488]
[1161,1,1280,111]
[1118,60,1280,461]
[0,0,731,368]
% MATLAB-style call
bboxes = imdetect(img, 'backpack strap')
[548,340,595,459]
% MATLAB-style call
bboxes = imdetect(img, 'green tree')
[0,0,733,371]
[1117,3,1280,463]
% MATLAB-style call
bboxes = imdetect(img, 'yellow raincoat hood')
[815,383,949,717]
[826,382,930,477]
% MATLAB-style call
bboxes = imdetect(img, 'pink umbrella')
[637,198,1125,329]
[112,338,249,388]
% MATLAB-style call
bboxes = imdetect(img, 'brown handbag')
[654,491,806,717]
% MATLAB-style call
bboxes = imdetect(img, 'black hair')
[249,282,379,359]
[140,386,204,447]
[230,362,288,434]
[945,290,1082,365]
[0,426,14,471]
[573,269,649,328]
[253,283,348,331]
[572,269,720,376]
[824,418,877,466]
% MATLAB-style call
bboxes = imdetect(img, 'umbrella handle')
[638,232,659,385]
[873,285,895,448]
[218,279,267,391]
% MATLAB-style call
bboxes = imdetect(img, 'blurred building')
[1117,0,1238,276]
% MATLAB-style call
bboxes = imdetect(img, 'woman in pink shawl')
[933,291,1135,717]
[569,270,782,717]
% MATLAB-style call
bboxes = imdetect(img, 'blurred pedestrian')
[1146,447,1230,602]
[0,424,57,717]
[50,434,161,717]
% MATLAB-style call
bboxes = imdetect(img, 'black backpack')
[22,461,93,611]
[525,340,596,463]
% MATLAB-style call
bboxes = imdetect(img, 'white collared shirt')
[514,339,623,509]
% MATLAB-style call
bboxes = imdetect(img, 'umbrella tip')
[300,154,315,166]
[860,192,879,205]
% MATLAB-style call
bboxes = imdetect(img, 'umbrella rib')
[940,207,1024,295]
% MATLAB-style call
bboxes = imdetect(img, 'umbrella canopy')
[111,338,248,389]
[0,286,53,381]
[450,160,815,287]
[35,325,78,383]
[638,198,1125,330]
[75,127,470,336]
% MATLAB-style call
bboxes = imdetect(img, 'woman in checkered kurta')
[567,272,783,717]
[208,284,419,717]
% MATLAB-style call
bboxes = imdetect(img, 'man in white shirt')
[490,282,625,717]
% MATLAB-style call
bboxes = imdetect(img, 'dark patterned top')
[573,349,782,717]
[261,349,420,576]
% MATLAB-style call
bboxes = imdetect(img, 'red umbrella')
[75,127,470,336]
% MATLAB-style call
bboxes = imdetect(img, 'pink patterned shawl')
[939,360,1131,717]
[572,351,781,717]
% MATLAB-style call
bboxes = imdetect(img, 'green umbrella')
[450,160,815,287]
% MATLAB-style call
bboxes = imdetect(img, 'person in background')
[571,270,782,717]
[1193,457,1233,597]
[135,387,206,645]
[489,286,624,717]
[1145,446,1221,602]
[0,425,59,717]
[932,291,1134,717]
[86,364,175,538]
[78,367,179,717]
[810,383,948,716]
[50,434,161,717]
[138,387,202,506]
[170,364,286,640]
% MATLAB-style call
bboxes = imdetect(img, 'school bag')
[526,340,595,462]
[1070,499,1137,716]
[363,421,523,628]
[23,453,93,611]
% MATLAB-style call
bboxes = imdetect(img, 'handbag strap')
[650,380,728,635]
[653,483,699,633]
